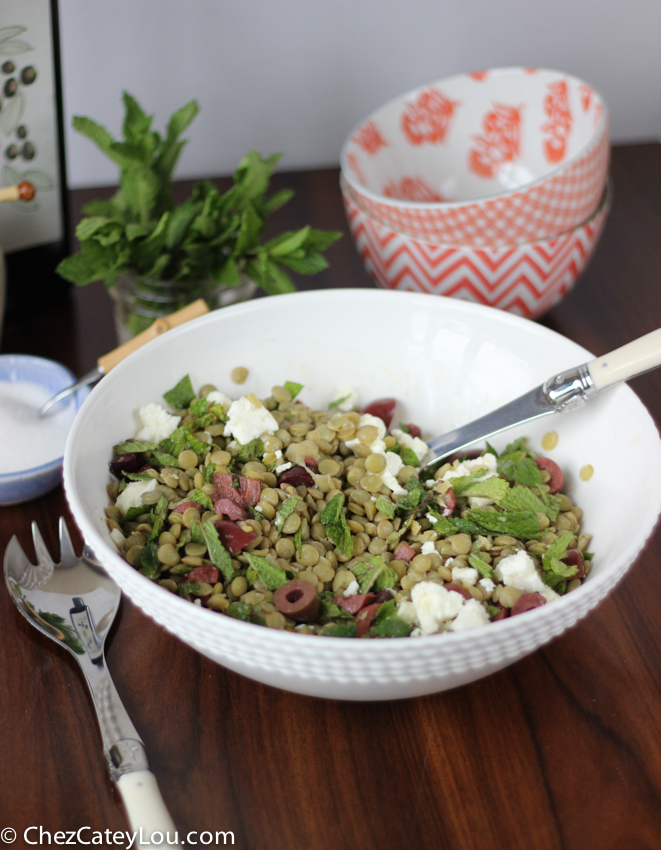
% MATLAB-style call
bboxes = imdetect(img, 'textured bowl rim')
[340,66,609,211]
[0,354,78,480]
[341,174,612,249]
[63,290,661,662]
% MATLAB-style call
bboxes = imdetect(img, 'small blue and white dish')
[0,354,90,506]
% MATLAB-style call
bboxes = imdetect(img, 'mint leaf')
[203,462,216,484]
[274,495,298,530]
[187,489,213,511]
[164,375,195,409]
[293,525,303,555]
[389,445,420,467]
[485,441,499,458]
[139,541,160,579]
[328,394,350,410]
[184,431,211,457]
[320,493,353,556]
[190,521,206,545]
[124,471,154,481]
[226,602,252,622]
[542,531,576,582]
[318,593,353,622]
[189,397,209,417]
[232,438,264,463]
[322,622,357,638]
[501,485,561,521]
[201,520,233,582]
[461,477,510,503]
[120,506,149,525]
[150,450,181,469]
[369,618,413,638]
[465,509,540,540]
[353,556,387,593]
[114,439,157,454]
[497,452,542,487]
[284,381,303,400]
[374,497,395,519]
[396,476,426,512]
[468,552,496,580]
[160,427,187,459]
[244,552,288,590]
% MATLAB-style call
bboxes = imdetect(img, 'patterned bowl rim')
[340,66,609,211]
[341,173,612,249]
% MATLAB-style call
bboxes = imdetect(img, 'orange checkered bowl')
[340,68,609,247]
[342,176,610,319]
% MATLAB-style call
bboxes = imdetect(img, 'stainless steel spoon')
[419,327,661,477]
[3,518,179,847]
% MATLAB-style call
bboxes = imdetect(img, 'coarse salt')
[0,381,77,474]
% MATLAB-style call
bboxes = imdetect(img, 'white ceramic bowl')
[341,67,609,246]
[63,291,661,701]
[342,175,611,319]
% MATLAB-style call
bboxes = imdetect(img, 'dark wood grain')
[1,144,661,849]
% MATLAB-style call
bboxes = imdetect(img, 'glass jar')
[109,274,257,343]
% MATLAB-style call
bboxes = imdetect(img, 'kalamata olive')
[511,592,547,617]
[562,549,585,579]
[336,593,376,615]
[394,542,416,562]
[109,453,143,478]
[20,66,36,85]
[213,520,256,554]
[170,501,204,515]
[361,399,396,428]
[533,457,564,493]
[212,497,246,521]
[304,456,318,474]
[441,487,456,515]
[492,604,509,621]
[3,78,16,97]
[403,423,422,439]
[214,472,261,507]
[373,589,394,605]
[445,582,472,601]
[185,566,219,586]
[277,465,315,488]
[273,579,320,622]
[356,602,382,637]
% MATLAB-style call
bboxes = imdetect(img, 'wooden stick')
[0,181,36,202]
[96,298,210,374]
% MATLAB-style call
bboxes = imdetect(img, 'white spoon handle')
[117,771,179,847]
[587,328,661,391]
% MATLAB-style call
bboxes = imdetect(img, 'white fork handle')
[587,328,661,391]
[117,771,179,846]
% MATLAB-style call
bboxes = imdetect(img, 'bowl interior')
[65,291,661,639]
[342,68,606,205]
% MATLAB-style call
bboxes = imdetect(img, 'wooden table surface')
[1,143,660,850]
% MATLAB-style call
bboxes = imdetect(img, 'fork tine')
[3,535,33,583]
[58,517,78,568]
[31,522,55,570]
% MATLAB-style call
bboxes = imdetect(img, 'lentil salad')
[105,375,592,638]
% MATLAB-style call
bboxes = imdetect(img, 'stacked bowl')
[341,67,610,318]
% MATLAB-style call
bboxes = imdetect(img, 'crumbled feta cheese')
[391,428,430,466]
[135,403,180,444]
[275,462,292,474]
[421,541,436,556]
[411,581,464,635]
[396,600,419,625]
[343,580,359,597]
[425,479,435,488]
[274,449,283,459]
[451,566,479,586]
[494,549,559,603]
[345,413,387,453]
[115,479,158,516]
[479,578,495,594]
[254,505,263,513]
[206,390,234,410]
[449,599,490,631]
[443,452,498,481]
[380,450,407,495]
[224,396,278,445]
[468,495,494,508]
[332,385,358,412]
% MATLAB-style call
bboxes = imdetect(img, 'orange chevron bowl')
[341,67,609,246]
[343,177,610,319]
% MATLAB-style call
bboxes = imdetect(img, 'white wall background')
[59,0,661,189]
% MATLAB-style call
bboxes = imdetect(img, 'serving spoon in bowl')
[419,327,661,477]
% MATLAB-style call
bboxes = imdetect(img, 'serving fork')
[3,519,178,846]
